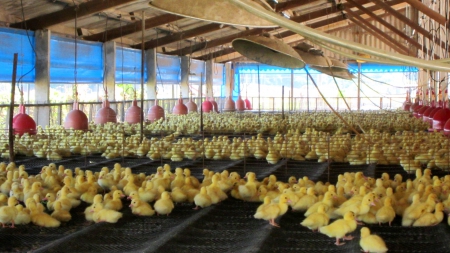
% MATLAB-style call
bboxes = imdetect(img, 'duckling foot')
[356,221,364,225]
[193,206,200,210]
[343,235,354,240]
[269,219,280,227]
[335,238,345,246]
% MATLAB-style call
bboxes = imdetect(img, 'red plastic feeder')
[64,102,88,130]
[417,105,430,119]
[202,99,213,113]
[244,97,252,110]
[433,106,450,131]
[402,101,412,111]
[125,99,142,124]
[185,94,198,113]
[95,99,117,124]
[148,99,165,122]
[172,97,188,115]
[209,98,219,113]
[223,96,236,112]
[13,104,36,135]
[236,95,245,111]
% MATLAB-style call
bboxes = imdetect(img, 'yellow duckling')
[319,211,357,246]
[92,202,123,223]
[51,201,71,222]
[28,199,60,227]
[154,191,174,216]
[80,186,98,204]
[292,187,317,212]
[300,204,330,232]
[194,186,212,210]
[413,202,444,226]
[104,190,125,211]
[0,197,18,227]
[129,198,155,216]
[238,172,258,202]
[14,204,31,225]
[359,227,388,253]
[170,187,188,204]
[375,197,396,226]
[85,194,103,222]
[254,193,290,227]
[206,174,228,204]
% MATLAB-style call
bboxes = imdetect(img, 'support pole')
[200,73,204,133]
[306,71,309,112]
[258,64,261,117]
[282,86,285,119]
[358,62,361,111]
[290,69,293,112]
[140,12,145,142]
[9,53,18,162]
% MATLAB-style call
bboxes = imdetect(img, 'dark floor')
[1,155,449,253]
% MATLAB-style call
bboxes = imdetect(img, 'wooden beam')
[10,0,136,30]
[346,0,436,58]
[83,14,184,42]
[134,23,224,50]
[371,0,446,51]
[344,7,411,55]
[274,0,321,12]
[403,0,449,28]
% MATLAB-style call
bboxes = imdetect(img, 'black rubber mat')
[0,155,449,253]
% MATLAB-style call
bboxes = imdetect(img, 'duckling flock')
[1,157,450,252]
[2,111,448,175]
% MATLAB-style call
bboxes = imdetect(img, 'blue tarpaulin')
[116,47,144,84]
[50,35,103,83]
[156,54,180,84]
[0,27,35,83]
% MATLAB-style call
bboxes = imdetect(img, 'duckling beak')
[370,202,376,206]
[127,196,132,200]
[287,199,292,203]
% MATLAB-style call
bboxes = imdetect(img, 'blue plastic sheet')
[116,47,144,84]
[50,35,103,83]
[0,27,35,83]
[156,53,180,84]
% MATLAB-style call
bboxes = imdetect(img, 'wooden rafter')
[345,0,438,58]
[403,0,449,29]
[371,0,447,51]
[10,0,136,30]
[83,13,185,42]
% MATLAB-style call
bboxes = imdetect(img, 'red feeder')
[202,99,213,113]
[148,98,165,122]
[13,104,36,135]
[172,96,188,115]
[402,91,412,111]
[417,105,430,119]
[236,95,245,111]
[64,102,88,130]
[223,96,235,112]
[95,99,117,124]
[209,97,219,113]
[433,103,450,131]
[185,93,198,113]
[125,99,142,124]
[244,97,252,110]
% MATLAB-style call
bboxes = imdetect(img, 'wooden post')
[140,11,145,142]
[9,53,19,162]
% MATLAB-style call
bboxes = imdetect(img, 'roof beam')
[344,6,411,55]
[273,0,322,12]
[346,0,436,58]
[83,14,184,42]
[403,0,449,29]
[133,23,225,50]
[371,0,447,51]
[197,0,404,61]
[10,0,136,30]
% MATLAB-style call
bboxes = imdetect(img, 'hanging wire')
[305,68,360,136]
[73,1,79,102]
[323,58,351,111]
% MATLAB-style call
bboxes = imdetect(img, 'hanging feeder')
[236,95,245,111]
[148,93,165,122]
[433,102,450,131]
[202,99,213,113]
[185,92,198,113]
[402,90,412,111]
[209,97,219,113]
[65,11,89,131]
[95,88,117,124]
[13,90,36,135]
[125,90,142,124]
[244,91,252,110]
[172,93,188,115]
[223,96,236,112]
